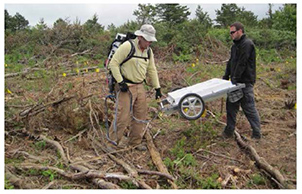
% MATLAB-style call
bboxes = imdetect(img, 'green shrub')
[171,137,186,158]
[248,29,296,50]
[5,20,296,66]
[199,173,221,189]
[207,28,232,45]
[249,173,267,186]
[42,169,56,181]
[119,181,138,189]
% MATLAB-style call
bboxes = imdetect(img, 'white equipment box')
[160,78,245,120]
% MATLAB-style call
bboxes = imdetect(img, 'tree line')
[5,4,296,32]
[5,3,296,64]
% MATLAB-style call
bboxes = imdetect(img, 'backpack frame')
[104,32,151,94]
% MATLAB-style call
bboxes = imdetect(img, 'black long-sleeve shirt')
[223,34,256,84]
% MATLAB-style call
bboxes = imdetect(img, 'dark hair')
[230,22,245,33]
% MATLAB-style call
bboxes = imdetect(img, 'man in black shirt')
[222,22,261,139]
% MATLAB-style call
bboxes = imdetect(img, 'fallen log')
[208,110,294,189]
[94,140,152,189]
[22,130,120,189]
[41,181,56,189]
[221,173,232,187]
[5,169,28,189]
[17,163,121,189]
[137,169,175,181]
[39,135,68,162]
[234,130,293,189]
[144,131,178,189]
[5,68,42,78]
[107,153,152,189]
[70,49,91,57]
[71,154,174,181]
[195,148,245,165]
[9,150,46,162]
[70,164,120,189]
[19,95,75,118]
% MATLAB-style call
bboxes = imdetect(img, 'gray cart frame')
[159,78,245,120]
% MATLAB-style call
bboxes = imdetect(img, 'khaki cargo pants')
[109,83,147,146]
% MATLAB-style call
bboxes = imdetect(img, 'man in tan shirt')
[107,24,162,151]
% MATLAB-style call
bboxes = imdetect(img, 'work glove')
[231,78,237,85]
[222,75,229,80]
[118,81,129,92]
[155,88,162,100]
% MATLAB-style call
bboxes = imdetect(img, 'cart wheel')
[178,93,205,120]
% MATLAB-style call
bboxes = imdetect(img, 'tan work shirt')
[108,38,160,89]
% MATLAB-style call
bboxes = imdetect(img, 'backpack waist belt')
[123,77,144,84]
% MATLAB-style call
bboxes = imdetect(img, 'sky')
[3,1,285,29]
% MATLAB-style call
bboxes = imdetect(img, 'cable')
[105,89,156,146]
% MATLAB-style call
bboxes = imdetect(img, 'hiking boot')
[117,136,129,148]
[251,129,261,139]
[129,142,147,151]
[251,133,261,139]
[221,126,235,139]
[221,131,234,139]
[135,144,147,151]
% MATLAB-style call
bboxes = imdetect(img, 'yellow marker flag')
[6,88,12,94]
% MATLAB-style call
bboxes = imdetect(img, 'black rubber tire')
[178,93,205,120]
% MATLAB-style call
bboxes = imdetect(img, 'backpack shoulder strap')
[120,40,135,67]
[131,47,150,61]
[119,40,151,65]
[147,48,151,59]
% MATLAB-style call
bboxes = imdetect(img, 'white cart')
[159,78,245,120]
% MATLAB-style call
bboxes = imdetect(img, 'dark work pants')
[225,84,261,135]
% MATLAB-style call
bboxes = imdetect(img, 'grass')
[42,169,57,181]
[164,136,197,170]
[5,62,25,73]
[119,181,138,189]
[34,140,46,150]
[5,178,15,189]
[175,165,222,189]
[5,156,24,165]
[184,62,225,85]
